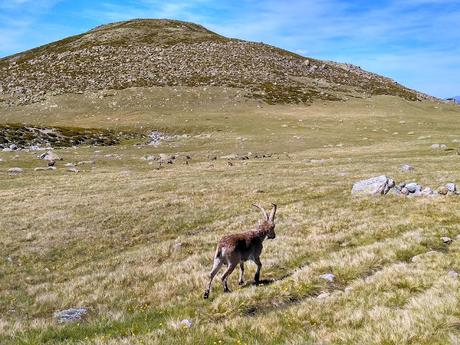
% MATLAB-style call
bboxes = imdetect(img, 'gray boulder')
[405,183,419,193]
[351,175,395,195]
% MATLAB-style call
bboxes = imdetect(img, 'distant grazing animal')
[204,203,277,299]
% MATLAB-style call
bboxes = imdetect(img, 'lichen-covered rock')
[53,307,87,323]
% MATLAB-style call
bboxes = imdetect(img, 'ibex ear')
[269,203,277,221]
[252,204,269,220]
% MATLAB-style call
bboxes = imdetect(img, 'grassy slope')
[1,93,460,344]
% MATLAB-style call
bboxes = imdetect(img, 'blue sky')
[0,0,458,98]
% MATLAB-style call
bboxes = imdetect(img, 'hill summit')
[0,18,429,106]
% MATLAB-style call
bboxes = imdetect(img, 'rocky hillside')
[0,19,429,107]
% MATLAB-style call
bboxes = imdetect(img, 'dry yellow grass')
[1,93,460,344]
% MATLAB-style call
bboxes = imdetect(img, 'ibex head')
[253,203,277,239]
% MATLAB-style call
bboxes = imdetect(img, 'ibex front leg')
[238,262,245,285]
[254,257,262,284]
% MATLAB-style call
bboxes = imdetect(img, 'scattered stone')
[8,167,23,174]
[221,154,238,160]
[421,187,435,196]
[64,163,75,167]
[159,153,175,163]
[9,144,18,150]
[53,307,88,323]
[148,131,166,146]
[34,167,56,171]
[76,160,95,165]
[67,167,79,173]
[445,183,457,193]
[351,175,394,195]
[179,319,193,328]
[309,159,326,164]
[437,186,449,195]
[400,187,409,195]
[405,183,419,193]
[317,292,330,299]
[319,273,336,282]
[441,236,453,244]
[400,164,414,172]
[173,242,182,251]
[48,160,56,167]
[431,144,447,150]
[39,150,61,161]
[448,270,459,279]
[411,250,439,263]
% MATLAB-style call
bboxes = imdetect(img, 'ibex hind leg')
[238,262,245,285]
[204,258,223,299]
[221,262,237,293]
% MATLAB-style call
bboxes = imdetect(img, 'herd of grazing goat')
[204,203,277,299]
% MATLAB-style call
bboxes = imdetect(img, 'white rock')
[400,164,414,172]
[320,273,336,282]
[351,175,394,195]
[441,236,453,244]
[39,150,61,161]
[8,167,23,174]
[445,183,457,192]
[448,270,459,278]
[34,167,56,171]
[179,319,193,328]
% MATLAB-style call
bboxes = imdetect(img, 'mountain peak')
[0,18,430,106]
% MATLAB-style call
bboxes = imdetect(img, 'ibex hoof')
[238,281,245,285]
[203,291,209,299]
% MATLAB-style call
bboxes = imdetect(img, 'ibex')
[204,203,277,299]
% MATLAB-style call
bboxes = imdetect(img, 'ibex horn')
[252,204,268,220]
[269,203,277,221]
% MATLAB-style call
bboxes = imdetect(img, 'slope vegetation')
[0,19,426,107]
